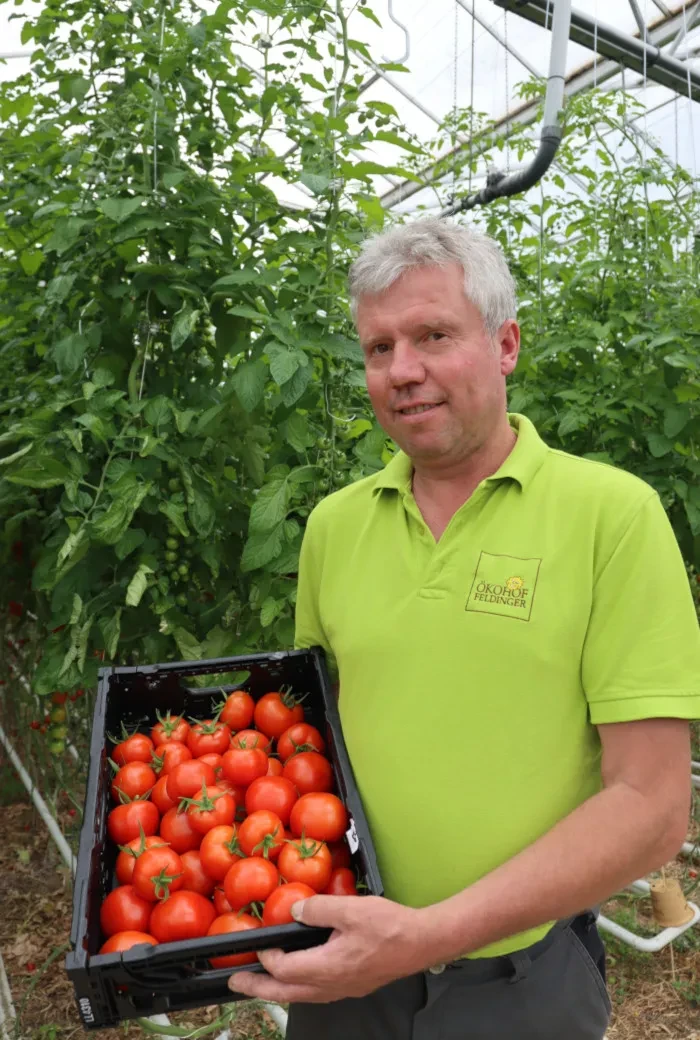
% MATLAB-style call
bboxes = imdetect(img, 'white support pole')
[0,951,16,1040]
[261,1002,289,1034]
[0,721,77,873]
[598,902,700,952]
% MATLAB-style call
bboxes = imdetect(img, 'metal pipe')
[262,1003,289,1033]
[628,0,649,39]
[0,721,77,874]
[442,0,572,215]
[381,0,411,64]
[492,0,700,101]
[668,0,700,54]
[597,902,700,951]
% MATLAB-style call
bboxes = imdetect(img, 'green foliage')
[1,0,698,701]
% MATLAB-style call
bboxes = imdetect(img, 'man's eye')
[371,343,390,355]
[427,331,446,342]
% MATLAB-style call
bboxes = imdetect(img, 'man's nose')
[388,341,425,387]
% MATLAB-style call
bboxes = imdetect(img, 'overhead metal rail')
[380,2,699,211]
[493,0,700,102]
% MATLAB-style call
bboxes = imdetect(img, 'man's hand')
[227,895,427,1004]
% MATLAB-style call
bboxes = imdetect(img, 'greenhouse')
[1,0,699,1037]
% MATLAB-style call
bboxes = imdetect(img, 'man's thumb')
[290,894,354,928]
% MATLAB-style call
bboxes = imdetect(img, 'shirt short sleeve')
[293,506,338,681]
[582,491,700,725]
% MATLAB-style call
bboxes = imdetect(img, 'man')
[229,218,700,1039]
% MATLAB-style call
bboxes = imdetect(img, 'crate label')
[345,818,359,853]
[79,997,95,1024]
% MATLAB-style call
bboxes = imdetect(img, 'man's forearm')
[415,782,687,965]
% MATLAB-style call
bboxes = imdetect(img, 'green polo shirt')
[294,413,700,958]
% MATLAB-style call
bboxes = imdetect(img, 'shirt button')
[428,964,446,975]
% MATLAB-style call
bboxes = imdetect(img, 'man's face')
[356,263,520,468]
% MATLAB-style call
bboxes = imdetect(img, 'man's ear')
[497,320,520,376]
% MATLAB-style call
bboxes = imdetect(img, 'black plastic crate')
[65,647,383,1029]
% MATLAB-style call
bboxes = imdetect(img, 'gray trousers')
[286,913,611,1040]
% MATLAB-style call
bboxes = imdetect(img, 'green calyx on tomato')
[117,821,167,858]
[147,867,183,901]
[284,833,325,860]
[154,709,185,738]
[179,780,226,814]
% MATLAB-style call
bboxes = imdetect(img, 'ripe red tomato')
[223,857,279,910]
[166,760,216,801]
[199,825,243,881]
[198,753,223,778]
[221,747,268,788]
[113,733,155,766]
[253,692,305,740]
[262,882,315,926]
[207,912,260,968]
[237,810,285,860]
[151,713,190,747]
[151,775,177,815]
[277,724,326,763]
[132,846,185,901]
[323,867,358,896]
[159,806,203,853]
[267,757,283,777]
[187,720,231,757]
[244,776,298,826]
[213,887,233,914]
[278,838,332,893]
[180,850,216,897]
[99,931,157,954]
[328,839,352,871]
[111,761,157,803]
[290,793,347,843]
[187,785,236,834]
[230,729,271,754]
[282,752,333,796]
[219,690,255,731]
[149,891,216,943]
[108,801,160,845]
[100,885,152,937]
[152,741,192,775]
[116,834,169,885]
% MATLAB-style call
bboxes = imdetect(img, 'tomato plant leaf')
[233,359,267,412]
[6,456,72,488]
[125,564,153,607]
[249,478,290,533]
[240,524,285,572]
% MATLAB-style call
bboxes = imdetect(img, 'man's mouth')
[397,403,443,416]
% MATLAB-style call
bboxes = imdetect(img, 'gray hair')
[348,217,517,336]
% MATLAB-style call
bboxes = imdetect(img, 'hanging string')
[468,0,475,194]
[451,0,459,207]
[681,0,698,278]
[642,0,650,306]
[593,0,599,258]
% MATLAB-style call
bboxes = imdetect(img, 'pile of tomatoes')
[99,689,359,969]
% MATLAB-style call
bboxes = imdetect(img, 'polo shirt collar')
[373,412,548,494]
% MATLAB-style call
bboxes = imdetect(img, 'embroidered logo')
[466,552,541,622]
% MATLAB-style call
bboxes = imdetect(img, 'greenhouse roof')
[1,0,698,215]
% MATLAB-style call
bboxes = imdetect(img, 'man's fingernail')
[291,900,305,922]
